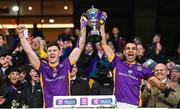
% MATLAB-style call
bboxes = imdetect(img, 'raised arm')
[16,26,40,70]
[100,18,115,62]
[68,16,87,65]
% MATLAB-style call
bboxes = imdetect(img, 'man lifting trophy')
[82,6,107,43]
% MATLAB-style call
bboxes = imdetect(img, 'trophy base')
[88,34,102,43]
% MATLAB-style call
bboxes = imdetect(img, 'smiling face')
[124,43,137,63]
[8,71,20,85]
[47,45,62,65]
[154,63,168,81]
[30,68,39,81]
[32,38,40,51]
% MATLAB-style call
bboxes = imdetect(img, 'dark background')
[73,0,180,55]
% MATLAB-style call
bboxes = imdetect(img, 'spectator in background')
[11,44,27,67]
[0,67,24,108]
[0,55,13,79]
[165,58,176,74]
[147,33,161,50]
[22,66,43,108]
[77,41,95,78]
[39,39,47,52]
[142,63,180,108]
[109,27,126,52]
[18,65,27,84]
[70,64,90,95]
[149,42,166,63]
[58,28,76,47]
[136,43,148,64]
[165,57,176,78]
[73,28,80,42]
[0,28,18,57]
[170,65,180,85]
[31,37,47,59]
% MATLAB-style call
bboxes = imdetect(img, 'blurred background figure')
[109,27,126,53]
[70,64,90,95]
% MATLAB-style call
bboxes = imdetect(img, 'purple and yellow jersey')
[38,58,72,108]
[111,55,154,106]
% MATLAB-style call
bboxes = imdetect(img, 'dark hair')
[125,41,137,47]
[6,67,20,76]
[47,42,60,50]
[17,65,26,73]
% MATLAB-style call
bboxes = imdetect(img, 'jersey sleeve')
[142,67,154,80]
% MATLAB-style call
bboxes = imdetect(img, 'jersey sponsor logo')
[118,72,138,81]
[45,76,66,82]
[127,70,133,74]
[53,73,57,77]
[59,64,64,68]
[137,66,143,71]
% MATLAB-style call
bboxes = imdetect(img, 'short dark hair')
[125,41,137,47]
[6,67,20,76]
[47,42,60,50]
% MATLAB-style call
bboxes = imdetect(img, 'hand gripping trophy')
[82,6,107,43]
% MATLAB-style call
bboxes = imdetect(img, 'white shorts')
[116,102,138,108]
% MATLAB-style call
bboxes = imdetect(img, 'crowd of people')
[0,15,180,108]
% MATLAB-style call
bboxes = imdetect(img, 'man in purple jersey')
[16,16,87,108]
[99,13,175,108]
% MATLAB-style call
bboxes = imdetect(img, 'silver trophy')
[83,6,107,43]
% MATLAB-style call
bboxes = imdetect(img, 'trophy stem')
[93,26,96,30]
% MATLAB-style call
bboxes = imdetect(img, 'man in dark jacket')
[70,64,90,95]
[22,66,43,108]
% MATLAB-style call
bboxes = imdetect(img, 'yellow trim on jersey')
[39,74,46,108]
[109,54,115,62]
[139,79,143,107]
[147,76,156,82]
[37,60,41,70]
[89,79,95,89]
[68,71,71,95]
[112,68,116,94]
[68,57,74,65]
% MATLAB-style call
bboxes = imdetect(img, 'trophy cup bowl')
[84,6,105,43]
